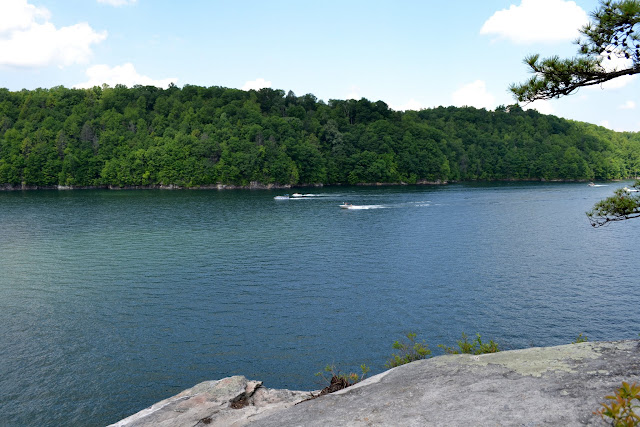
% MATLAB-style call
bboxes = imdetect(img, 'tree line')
[0,84,638,188]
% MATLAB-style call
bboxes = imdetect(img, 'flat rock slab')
[256,340,640,426]
[109,376,313,427]
[113,340,640,426]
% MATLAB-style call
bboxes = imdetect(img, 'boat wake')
[409,200,432,207]
[342,204,387,210]
[340,200,434,209]
[274,193,329,200]
[291,193,327,198]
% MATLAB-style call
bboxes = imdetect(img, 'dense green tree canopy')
[0,84,637,191]
[511,0,640,102]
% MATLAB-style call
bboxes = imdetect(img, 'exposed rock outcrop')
[109,376,313,427]
[112,340,640,426]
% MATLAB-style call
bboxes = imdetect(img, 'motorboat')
[340,202,352,209]
[588,182,595,187]
[623,186,639,193]
[291,193,321,198]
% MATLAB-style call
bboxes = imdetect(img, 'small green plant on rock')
[384,332,431,368]
[311,363,370,398]
[438,333,499,355]
[573,333,588,344]
[594,381,640,426]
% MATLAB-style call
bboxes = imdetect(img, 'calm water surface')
[1,183,639,425]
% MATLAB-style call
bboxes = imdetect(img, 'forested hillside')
[0,84,638,188]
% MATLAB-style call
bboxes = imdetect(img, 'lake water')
[1,182,639,426]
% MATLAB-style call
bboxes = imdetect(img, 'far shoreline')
[0,178,633,192]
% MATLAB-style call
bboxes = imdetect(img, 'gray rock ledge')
[112,340,640,426]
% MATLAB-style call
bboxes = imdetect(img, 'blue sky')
[1,0,638,131]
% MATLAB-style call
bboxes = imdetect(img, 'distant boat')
[623,186,639,193]
[340,202,352,209]
[276,193,321,200]
[588,182,595,187]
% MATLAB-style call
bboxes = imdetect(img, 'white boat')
[623,186,639,193]
[340,202,352,209]
[588,182,595,187]
[291,193,321,198]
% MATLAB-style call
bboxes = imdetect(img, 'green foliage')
[0,85,636,188]
[438,333,500,355]
[511,0,640,102]
[573,333,589,343]
[385,332,432,368]
[587,182,640,226]
[315,363,370,388]
[594,381,640,426]
[316,332,501,397]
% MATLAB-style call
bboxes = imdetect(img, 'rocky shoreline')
[111,340,640,426]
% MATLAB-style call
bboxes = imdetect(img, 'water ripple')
[0,184,638,425]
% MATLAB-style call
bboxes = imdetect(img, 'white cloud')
[345,85,360,100]
[481,0,588,44]
[74,63,177,89]
[599,120,612,129]
[0,0,49,35]
[596,74,636,90]
[0,0,106,68]
[241,78,271,91]
[452,80,496,109]
[600,52,632,73]
[523,99,554,115]
[391,98,424,111]
[608,120,640,132]
[597,120,630,132]
[594,53,638,89]
[97,0,137,5]
[619,100,636,110]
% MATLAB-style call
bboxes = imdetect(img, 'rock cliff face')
[111,340,640,427]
